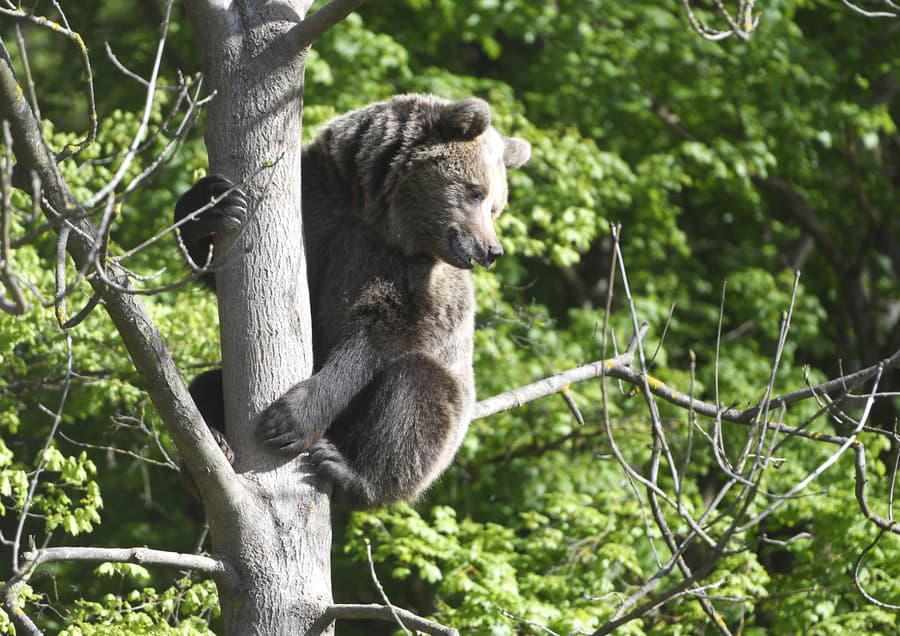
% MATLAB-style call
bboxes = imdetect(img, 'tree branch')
[840,0,899,18]
[0,5,97,161]
[472,352,633,420]
[323,604,459,636]
[364,539,411,636]
[678,0,759,41]
[0,120,30,315]
[290,0,366,49]
[2,546,234,636]
[21,546,232,579]
[473,346,900,426]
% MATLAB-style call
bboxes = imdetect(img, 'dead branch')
[11,334,72,570]
[83,0,174,208]
[471,218,900,631]
[0,120,29,314]
[365,539,412,636]
[19,546,230,579]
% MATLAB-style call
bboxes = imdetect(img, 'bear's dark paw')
[179,427,234,502]
[209,426,235,465]
[308,438,345,466]
[174,174,247,252]
[255,389,323,456]
[308,439,368,499]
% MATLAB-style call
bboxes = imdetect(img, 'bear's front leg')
[255,379,332,456]
[255,330,389,456]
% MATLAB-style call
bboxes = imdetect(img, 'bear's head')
[386,96,531,270]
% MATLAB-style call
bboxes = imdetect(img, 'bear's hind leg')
[311,353,468,509]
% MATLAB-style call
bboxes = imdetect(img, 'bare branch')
[12,333,72,571]
[324,604,459,636]
[736,365,884,532]
[852,442,900,534]
[498,608,568,635]
[559,387,585,426]
[0,40,240,509]
[614,225,731,635]
[0,120,29,314]
[840,0,899,18]
[0,4,97,160]
[474,346,900,426]
[853,529,900,609]
[23,546,230,579]
[290,0,366,49]
[679,0,759,41]
[364,539,411,636]
[84,0,174,207]
[2,545,232,635]
[472,351,634,420]
[471,219,900,632]
[853,432,900,605]
[13,24,40,121]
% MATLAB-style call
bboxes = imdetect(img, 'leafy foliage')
[1,0,898,634]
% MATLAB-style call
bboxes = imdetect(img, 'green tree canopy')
[1,1,898,633]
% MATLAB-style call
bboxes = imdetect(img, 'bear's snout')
[485,242,504,266]
[471,240,503,269]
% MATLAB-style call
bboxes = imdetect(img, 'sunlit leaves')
[59,578,218,635]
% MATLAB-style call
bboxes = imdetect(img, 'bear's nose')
[486,242,504,265]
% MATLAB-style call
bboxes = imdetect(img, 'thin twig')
[852,529,900,609]
[736,365,884,532]
[0,120,30,314]
[12,333,73,570]
[324,604,459,636]
[0,35,240,510]
[840,0,899,18]
[364,539,411,636]
[0,5,97,160]
[84,0,174,207]
[13,24,40,121]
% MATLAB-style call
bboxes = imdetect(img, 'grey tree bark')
[180,1,360,633]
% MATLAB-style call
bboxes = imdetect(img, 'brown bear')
[175,94,530,508]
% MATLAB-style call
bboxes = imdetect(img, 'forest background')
[0,0,898,633]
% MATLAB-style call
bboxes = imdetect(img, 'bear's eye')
[465,184,485,203]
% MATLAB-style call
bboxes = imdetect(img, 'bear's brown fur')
[175,95,530,508]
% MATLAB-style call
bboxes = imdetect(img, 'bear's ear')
[439,98,492,141]
[503,137,531,169]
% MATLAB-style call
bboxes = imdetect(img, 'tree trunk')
[182,2,333,633]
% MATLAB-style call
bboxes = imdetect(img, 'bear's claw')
[174,174,247,249]
[255,388,323,456]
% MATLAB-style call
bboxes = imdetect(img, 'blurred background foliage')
[0,0,898,633]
